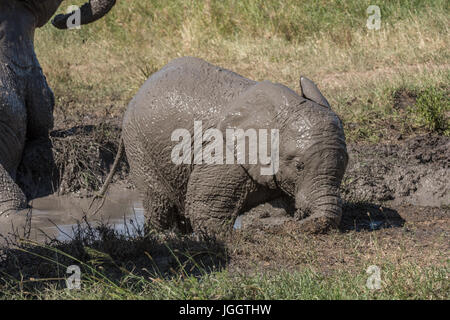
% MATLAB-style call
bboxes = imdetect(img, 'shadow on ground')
[340,202,405,232]
[0,221,227,294]
[238,197,405,234]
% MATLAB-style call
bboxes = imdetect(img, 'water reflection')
[0,186,145,244]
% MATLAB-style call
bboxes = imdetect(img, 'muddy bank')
[16,121,130,200]
[342,134,449,208]
[229,204,449,276]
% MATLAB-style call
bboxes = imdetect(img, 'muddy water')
[0,185,145,244]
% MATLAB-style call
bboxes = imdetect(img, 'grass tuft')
[413,86,449,135]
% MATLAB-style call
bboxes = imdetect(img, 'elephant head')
[218,77,348,233]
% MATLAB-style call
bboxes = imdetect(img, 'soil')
[342,134,449,208]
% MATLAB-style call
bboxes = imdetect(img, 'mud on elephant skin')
[0,0,116,217]
[122,57,348,239]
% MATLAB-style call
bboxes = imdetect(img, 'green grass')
[1,241,447,300]
[413,86,449,135]
[4,269,447,300]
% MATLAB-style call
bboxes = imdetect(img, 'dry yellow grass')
[33,0,449,142]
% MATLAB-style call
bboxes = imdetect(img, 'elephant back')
[122,57,255,192]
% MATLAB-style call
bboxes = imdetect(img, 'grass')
[1,224,448,300]
[3,265,448,300]
[413,86,449,135]
[36,0,449,142]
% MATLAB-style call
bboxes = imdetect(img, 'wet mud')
[342,134,449,208]
[0,184,143,245]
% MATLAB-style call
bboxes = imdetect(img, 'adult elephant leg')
[0,91,28,216]
[186,164,255,239]
[17,66,57,199]
[26,66,54,140]
[0,164,27,216]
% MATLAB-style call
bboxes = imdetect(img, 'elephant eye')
[295,160,304,170]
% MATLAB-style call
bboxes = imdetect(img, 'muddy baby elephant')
[122,57,348,237]
[0,0,116,216]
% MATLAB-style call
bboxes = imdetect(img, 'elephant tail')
[89,136,124,210]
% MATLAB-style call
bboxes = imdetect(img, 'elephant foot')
[0,199,28,218]
[296,214,339,234]
[0,164,28,218]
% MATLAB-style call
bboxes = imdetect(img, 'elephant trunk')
[295,168,346,233]
[303,186,342,226]
[52,0,116,29]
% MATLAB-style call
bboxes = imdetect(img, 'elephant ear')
[217,82,280,187]
[218,83,276,132]
[300,76,331,108]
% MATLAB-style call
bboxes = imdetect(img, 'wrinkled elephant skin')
[0,0,116,217]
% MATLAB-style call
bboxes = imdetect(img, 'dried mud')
[342,134,449,208]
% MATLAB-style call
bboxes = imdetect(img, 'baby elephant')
[122,57,348,237]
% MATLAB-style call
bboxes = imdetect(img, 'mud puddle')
[0,185,144,244]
